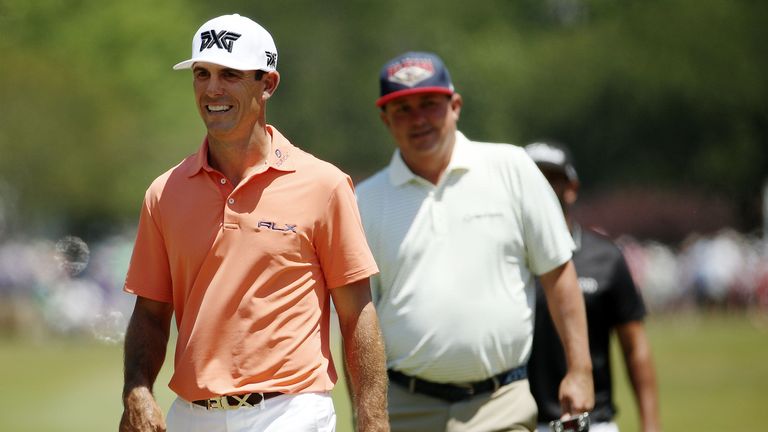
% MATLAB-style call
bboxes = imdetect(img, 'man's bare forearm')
[541,261,591,373]
[123,297,173,399]
[120,297,173,431]
[343,302,389,431]
[618,322,661,432]
[540,261,594,414]
[332,279,389,431]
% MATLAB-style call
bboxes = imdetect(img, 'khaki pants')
[388,378,537,432]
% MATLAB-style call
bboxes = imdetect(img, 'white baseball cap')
[525,141,579,181]
[173,14,278,71]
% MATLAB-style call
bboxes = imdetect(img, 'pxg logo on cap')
[376,51,454,107]
[173,14,278,72]
[199,29,241,53]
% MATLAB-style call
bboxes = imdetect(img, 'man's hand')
[558,367,594,418]
[119,387,166,432]
[120,297,172,432]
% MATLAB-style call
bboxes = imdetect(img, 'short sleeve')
[518,153,575,275]
[607,252,647,324]
[315,176,379,288]
[123,190,173,303]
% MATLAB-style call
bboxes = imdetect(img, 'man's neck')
[207,125,272,186]
[403,155,450,185]
[401,134,456,186]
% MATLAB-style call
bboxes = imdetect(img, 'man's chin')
[408,138,439,153]
[203,121,236,136]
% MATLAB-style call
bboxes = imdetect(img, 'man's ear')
[564,180,580,206]
[450,93,463,120]
[379,108,391,128]
[262,71,280,99]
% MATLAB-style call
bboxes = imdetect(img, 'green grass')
[0,338,127,432]
[0,311,765,431]
[611,311,768,430]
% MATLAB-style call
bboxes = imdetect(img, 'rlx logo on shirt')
[257,221,297,233]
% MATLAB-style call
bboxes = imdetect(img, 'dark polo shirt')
[529,225,647,423]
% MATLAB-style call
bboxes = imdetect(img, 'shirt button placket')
[433,202,448,234]
[425,189,441,234]
[431,186,448,234]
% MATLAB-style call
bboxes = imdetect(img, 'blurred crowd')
[0,233,135,342]
[0,227,766,340]
[618,228,768,313]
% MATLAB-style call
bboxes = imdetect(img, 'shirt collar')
[184,125,297,178]
[264,125,297,172]
[387,130,480,187]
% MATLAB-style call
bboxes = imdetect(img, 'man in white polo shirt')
[356,52,594,432]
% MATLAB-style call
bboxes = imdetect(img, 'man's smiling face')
[192,62,266,139]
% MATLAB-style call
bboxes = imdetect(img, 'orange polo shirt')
[124,126,378,401]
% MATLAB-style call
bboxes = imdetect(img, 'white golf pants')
[167,392,336,432]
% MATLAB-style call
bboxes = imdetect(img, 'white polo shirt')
[356,131,574,383]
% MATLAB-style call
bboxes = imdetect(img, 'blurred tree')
[505,0,768,232]
[0,0,765,239]
[0,0,205,236]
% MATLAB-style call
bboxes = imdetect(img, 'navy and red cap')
[376,51,455,107]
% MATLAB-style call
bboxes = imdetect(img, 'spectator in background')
[356,52,593,432]
[525,141,661,432]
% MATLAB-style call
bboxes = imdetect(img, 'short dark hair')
[255,70,266,81]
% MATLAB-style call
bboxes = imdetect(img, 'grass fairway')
[611,311,768,430]
[0,311,765,431]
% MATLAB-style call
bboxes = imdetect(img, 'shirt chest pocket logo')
[257,220,298,233]
[460,203,512,227]
[246,220,304,258]
[459,205,520,246]
[462,210,505,222]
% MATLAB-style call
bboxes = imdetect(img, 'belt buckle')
[453,381,475,398]
[491,376,501,392]
[206,393,258,410]
[206,396,225,410]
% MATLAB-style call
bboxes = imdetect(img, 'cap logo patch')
[265,51,277,67]
[200,29,242,53]
[387,58,435,88]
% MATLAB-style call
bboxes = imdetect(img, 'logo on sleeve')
[578,277,599,294]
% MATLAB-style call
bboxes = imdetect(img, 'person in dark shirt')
[525,142,661,432]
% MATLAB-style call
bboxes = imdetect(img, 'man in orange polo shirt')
[119,14,389,432]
